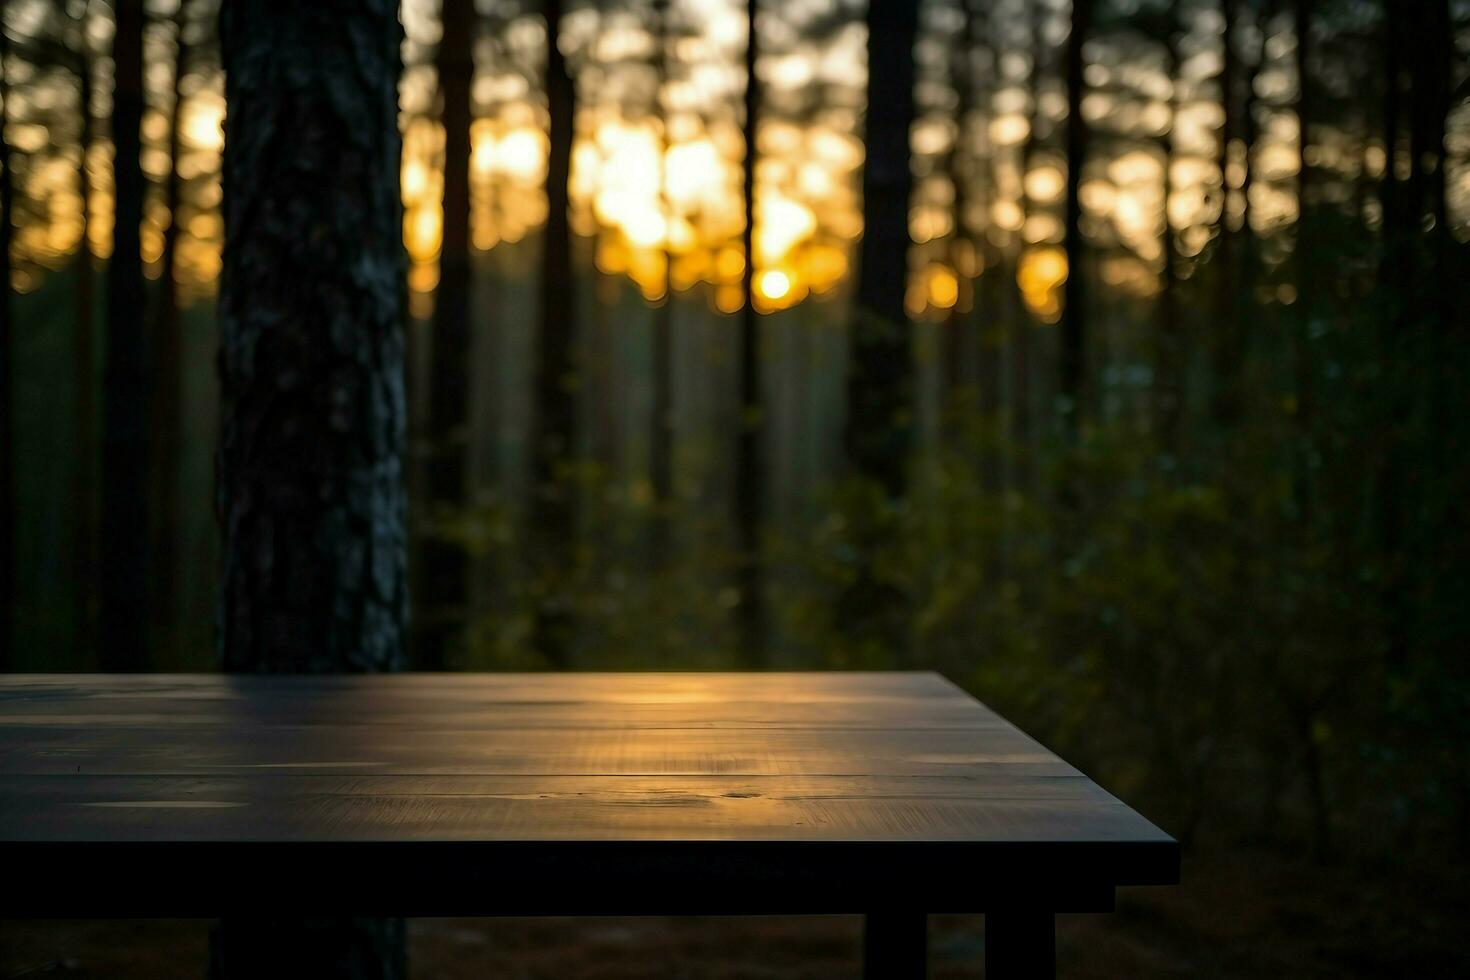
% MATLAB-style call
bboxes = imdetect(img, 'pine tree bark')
[847,0,918,496]
[1060,0,1093,433]
[218,0,408,673]
[734,0,765,666]
[419,0,476,668]
[531,0,577,666]
[215,0,409,971]
[100,0,149,671]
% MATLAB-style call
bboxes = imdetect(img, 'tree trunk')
[419,0,475,668]
[1060,0,1092,433]
[1156,1,1183,447]
[0,23,13,670]
[218,0,408,673]
[531,0,578,666]
[152,0,189,653]
[73,4,98,661]
[847,0,918,496]
[944,0,976,418]
[1210,0,1242,427]
[649,0,674,567]
[100,0,149,671]
[1291,0,1314,518]
[210,918,406,980]
[215,1,409,972]
[734,0,764,666]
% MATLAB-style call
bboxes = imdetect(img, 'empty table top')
[0,672,1177,916]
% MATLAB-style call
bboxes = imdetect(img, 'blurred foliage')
[441,220,1470,862]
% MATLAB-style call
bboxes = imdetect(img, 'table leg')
[863,912,927,979]
[984,911,1055,979]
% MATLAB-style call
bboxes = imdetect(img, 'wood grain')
[0,673,1177,916]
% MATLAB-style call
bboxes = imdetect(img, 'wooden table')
[0,672,1177,977]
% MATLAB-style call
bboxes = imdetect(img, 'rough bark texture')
[1060,0,1092,432]
[846,0,917,497]
[100,0,149,670]
[0,21,13,670]
[531,0,577,666]
[418,0,475,668]
[217,0,408,673]
[215,0,408,973]
[735,0,764,666]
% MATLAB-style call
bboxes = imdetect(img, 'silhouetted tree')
[1060,0,1092,432]
[531,0,577,666]
[0,13,12,669]
[1211,0,1244,427]
[151,0,191,645]
[734,0,764,664]
[213,0,409,972]
[100,0,148,670]
[650,0,674,561]
[419,0,475,668]
[944,0,977,406]
[846,0,918,495]
[1156,0,1184,446]
[71,0,98,656]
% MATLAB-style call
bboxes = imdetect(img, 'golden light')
[494,128,547,184]
[1017,246,1068,323]
[755,195,816,264]
[183,98,225,152]
[927,265,959,309]
[1024,166,1065,204]
[715,246,745,283]
[757,269,790,301]
[989,114,1030,146]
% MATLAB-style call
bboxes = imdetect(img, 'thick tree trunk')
[734,0,764,666]
[1060,0,1092,433]
[419,0,476,668]
[209,918,406,980]
[0,24,12,670]
[100,0,149,671]
[531,0,577,666]
[847,0,917,496]
[218,0,408,673]
[215,0,409,972]
[151,0,189,650]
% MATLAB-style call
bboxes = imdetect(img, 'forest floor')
[3,842,1466,978]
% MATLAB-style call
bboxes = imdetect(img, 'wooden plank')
[0,725,1076,777]
[0,773,1156,841]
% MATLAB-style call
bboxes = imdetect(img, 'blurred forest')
[1,0,1469,974]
